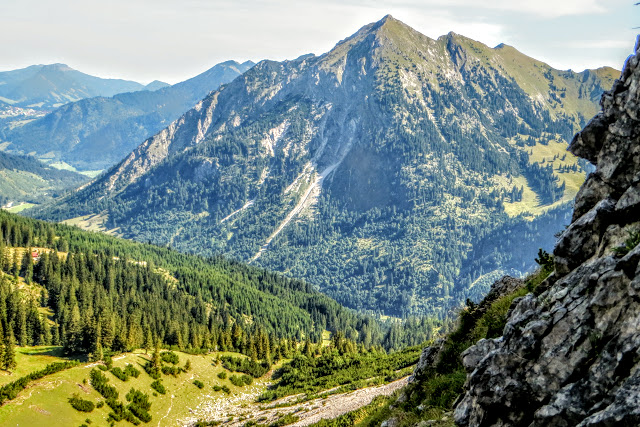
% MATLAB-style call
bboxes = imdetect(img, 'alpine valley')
[32,15,618,317]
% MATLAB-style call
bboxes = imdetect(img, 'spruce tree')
[20,250,33,284]
[0,321,5,366]
[3,327,16,371]
[93,323,104,362]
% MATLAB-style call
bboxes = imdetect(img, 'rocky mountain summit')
[454,38,640,426]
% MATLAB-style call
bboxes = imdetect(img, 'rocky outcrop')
[410,276,523,384]
[454,38,640,426]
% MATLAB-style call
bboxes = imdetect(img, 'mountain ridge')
[1,60,255,170]
[33,16,617,316]
[0,63,154,109]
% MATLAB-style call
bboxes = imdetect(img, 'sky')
[1,0,638,84]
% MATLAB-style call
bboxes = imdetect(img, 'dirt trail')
[289,377,408,426]
[159,394,176,427]
[183,376,409,427]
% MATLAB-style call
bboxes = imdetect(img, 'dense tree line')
[0,211,434,365]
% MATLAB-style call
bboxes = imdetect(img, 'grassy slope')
[501,137,585,217]
[0,348,269,426]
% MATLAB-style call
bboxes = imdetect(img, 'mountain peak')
[377,14,396,25]
[321,14,432,69]
[40,63,72,72]
[145,80,170,91]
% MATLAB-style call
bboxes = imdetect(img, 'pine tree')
[0,321,4,366]
[143,329,153,354]
[20,249,33,284]
[93,322,104,362]
[150,343,162,378]
[249,340,258,361]
[3,327,16,371]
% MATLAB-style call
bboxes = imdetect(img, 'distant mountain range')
[0,63,166,109]
[32,16,617,316]
[0,150,87,207]
[0,60,254,170]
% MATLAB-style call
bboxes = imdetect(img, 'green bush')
[220,356,269,378]
[229,375,245,387]
[90,369,118,400]
[110,367,129,382]
[271,413,300,426]
[160,351,180,365]
[106,398,140,425]
[217,372,227,380]
[124,364,141,378]
[150,380,166,395]
[68,394,95,412]
[614,231,640,256]
[193,380,205,389]
[126,388,152,423]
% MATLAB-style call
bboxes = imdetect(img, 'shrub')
[160,351,179,365]
[69,394,95,412]
[150,380,166,395]
[217,372,227,380]
[221,385,231,394]
[193,380,205,389]
[162,365,182,376]
[111,367,129,382]
[614,231,640,256]
[124,364,141,378]
[90,369,119,400]
[220,356,269,378]
[194,420,223,427]
[126,388,152,423]
[106,398,140,425]
[271,413,300,426]
[229,375,245,387]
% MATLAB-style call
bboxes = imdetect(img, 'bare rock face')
[454,38,640,426]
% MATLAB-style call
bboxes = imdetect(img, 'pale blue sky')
[1,0,637,84]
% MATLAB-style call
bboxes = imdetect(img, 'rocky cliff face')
[454,38,640,426]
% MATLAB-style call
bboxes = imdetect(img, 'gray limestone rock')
[454,36,640,426]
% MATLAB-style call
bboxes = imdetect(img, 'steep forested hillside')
[0,209,418,367]
[32,16,616,316]
[1,61,254,170]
